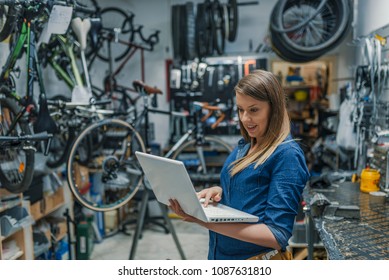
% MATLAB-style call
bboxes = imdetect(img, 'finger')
[213,193,222,202]
[204,191,215,207]
[169,199,179,212]
[196,189,207,199]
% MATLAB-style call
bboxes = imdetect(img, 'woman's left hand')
[169,199,201,223]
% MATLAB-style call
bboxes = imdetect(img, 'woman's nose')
[241,111,250,121]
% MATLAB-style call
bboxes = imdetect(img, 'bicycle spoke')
[67,118,145,211]
[0,98,35,193]
[172,136,232,191]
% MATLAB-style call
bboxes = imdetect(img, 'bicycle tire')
[195,2,211,58]
[271,0,352,54]
[171,136,233,190]
[195,0,215,57]
[66,118,146,211]
[227,0,238,42]
[211,0,225,55]
[0,97,35,193]
[0,4,17,42]
[184,2,196,60]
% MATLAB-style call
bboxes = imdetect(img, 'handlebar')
[193,101,226,129]
[47,98,112,109]
[0,131,52,142]
[0,131,53,155]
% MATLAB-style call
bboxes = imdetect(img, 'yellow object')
[375,34,387,46]
[351,173,359,183]
[294,90,308,101]
[360,168,380,193]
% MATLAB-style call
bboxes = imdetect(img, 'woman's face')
[236,91,270,141]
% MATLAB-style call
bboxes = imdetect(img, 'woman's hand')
[197,186,222,207]
[168,199,201,223]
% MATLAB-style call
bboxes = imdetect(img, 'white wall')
[354,0,389,38]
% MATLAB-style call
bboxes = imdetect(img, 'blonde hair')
[230,69,290,176]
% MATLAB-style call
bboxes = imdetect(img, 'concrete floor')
[90,218,209,260]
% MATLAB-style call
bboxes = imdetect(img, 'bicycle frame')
[0,10,54,134]
[131,92,210,175]
[44,34,85,90]
[88,29,158,102]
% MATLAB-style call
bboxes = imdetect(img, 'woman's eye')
[250,108,259,113]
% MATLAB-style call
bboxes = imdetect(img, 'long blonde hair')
[230,69,290,176]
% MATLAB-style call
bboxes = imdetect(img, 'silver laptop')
[135,151,259,223]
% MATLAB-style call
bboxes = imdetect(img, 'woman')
[169,69,310,260]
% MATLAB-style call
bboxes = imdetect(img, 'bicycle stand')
[128,184,186,260]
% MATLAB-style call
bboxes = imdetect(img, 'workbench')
[303,181,389,259]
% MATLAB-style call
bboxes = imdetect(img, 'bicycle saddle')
[88,17,102,51]
[133,80,162,95]
[71,17,91,51]
[34,95,59,134]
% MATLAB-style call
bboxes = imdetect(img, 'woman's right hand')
[197,186,222,207]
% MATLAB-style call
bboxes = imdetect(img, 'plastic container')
[360,168,380,193]
[0,206,34,237]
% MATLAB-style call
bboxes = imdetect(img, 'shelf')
[56,232,67,242]
[1,230,26,260]
[30,187,65,221]
[0,189,22,213]
[5,250,23,260]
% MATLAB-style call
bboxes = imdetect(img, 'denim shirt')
[208,134,310,260]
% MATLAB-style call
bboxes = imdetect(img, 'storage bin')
[33,231,50,257]
[0,206,34,237]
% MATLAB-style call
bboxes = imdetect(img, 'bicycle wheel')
[96,7,135,62]
[270,0,352,58]
[0,97,35,193]
[211,0,225,55]
[196,1,213,58]
[67,118,145,211]
[227,0,238,42]
[171,136,233,190]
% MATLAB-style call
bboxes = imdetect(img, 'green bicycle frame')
[0,14,50,133]
[0,19,28,101]
[47,34,84,90]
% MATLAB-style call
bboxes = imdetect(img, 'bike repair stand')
[128,181,186,259]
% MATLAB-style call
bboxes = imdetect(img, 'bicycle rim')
[0,97,35,193]
[66,118,145,211]
[171,136,232,190]
[274,0,351,53]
